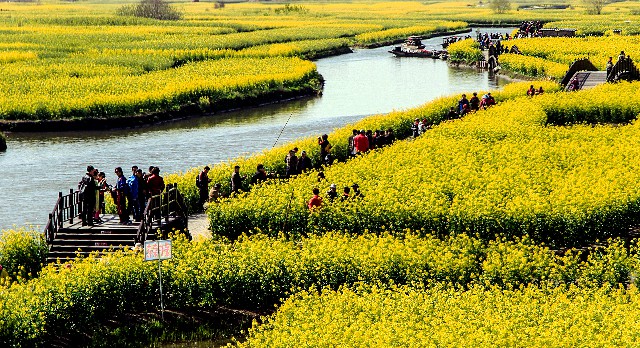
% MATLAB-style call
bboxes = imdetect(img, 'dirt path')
[189,213,211,240]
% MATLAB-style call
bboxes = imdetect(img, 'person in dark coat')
[114,166,130,224]
[79,165,97,226]
[285,150,298,177]
[231,165,245,194]
[297,151,313,173]
[197,166,211,210]
[251,164,268,185]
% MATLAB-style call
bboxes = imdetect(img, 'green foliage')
[0,229,46,281]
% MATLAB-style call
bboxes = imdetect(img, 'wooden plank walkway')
[45,185,189,264]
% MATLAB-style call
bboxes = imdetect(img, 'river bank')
[0,29,491,134]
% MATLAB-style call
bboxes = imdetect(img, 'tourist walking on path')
[297,150,313,173]
[354,130,369,154]
[114,167,130,225]
[348,129,358,157]
[79,166,97,226]
[251,164,268,185]
[606,56,613,77]
[318,134,332,166]
[308,188,322,210]
[285,150,298,177]
[197,166,211,210]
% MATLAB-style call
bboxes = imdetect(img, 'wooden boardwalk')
[45,186,189,264]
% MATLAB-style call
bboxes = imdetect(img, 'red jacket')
[308,195,322,209]
[147,174,165,195]
[354,134,369,153]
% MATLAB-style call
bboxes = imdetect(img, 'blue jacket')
[127,174,139,198]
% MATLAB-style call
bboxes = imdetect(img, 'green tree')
[490,0,511,14]
[117,0,182,20]
[584,0,609,15]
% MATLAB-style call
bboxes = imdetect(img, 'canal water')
[0,28,514,231]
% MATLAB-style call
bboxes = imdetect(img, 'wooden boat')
[389,36,446,58]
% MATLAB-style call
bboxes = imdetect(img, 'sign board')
[144,240,172,261]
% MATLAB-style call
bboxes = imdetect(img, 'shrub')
[0,229,47,280]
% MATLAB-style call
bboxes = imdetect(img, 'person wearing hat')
[297,150,313,173]
[209,183,222,203]
[327,183,338,202]
[352,183,364,199]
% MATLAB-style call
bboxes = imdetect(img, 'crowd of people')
[443,35,472,47]
[516,21,543,38]
[307,182,364,210]
[78,165,165,226]
[347,128,396,157]
[526,85,545,96]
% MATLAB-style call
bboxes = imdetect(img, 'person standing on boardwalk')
[135,169,147,216]
[197,166,211,210]
[147,167,165,196]
[97,171,110,215]
[79,165,97,226]
[114,167,130,225]
[127,166,140,222]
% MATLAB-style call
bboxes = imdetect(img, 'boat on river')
[389,36,446,59]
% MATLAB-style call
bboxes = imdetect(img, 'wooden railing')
[44,189,82,243]
[136,184,188,243]
[607,56,640,82]
[560,58,598,87]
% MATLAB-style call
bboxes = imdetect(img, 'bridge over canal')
[44,184,189,264]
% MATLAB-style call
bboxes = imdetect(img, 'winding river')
[0,28,515,231]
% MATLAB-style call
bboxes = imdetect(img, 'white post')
[157,241,165,321]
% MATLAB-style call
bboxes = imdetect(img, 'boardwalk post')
[69,188,75,224]
[58,192,63,228]
[48,213,53,242]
